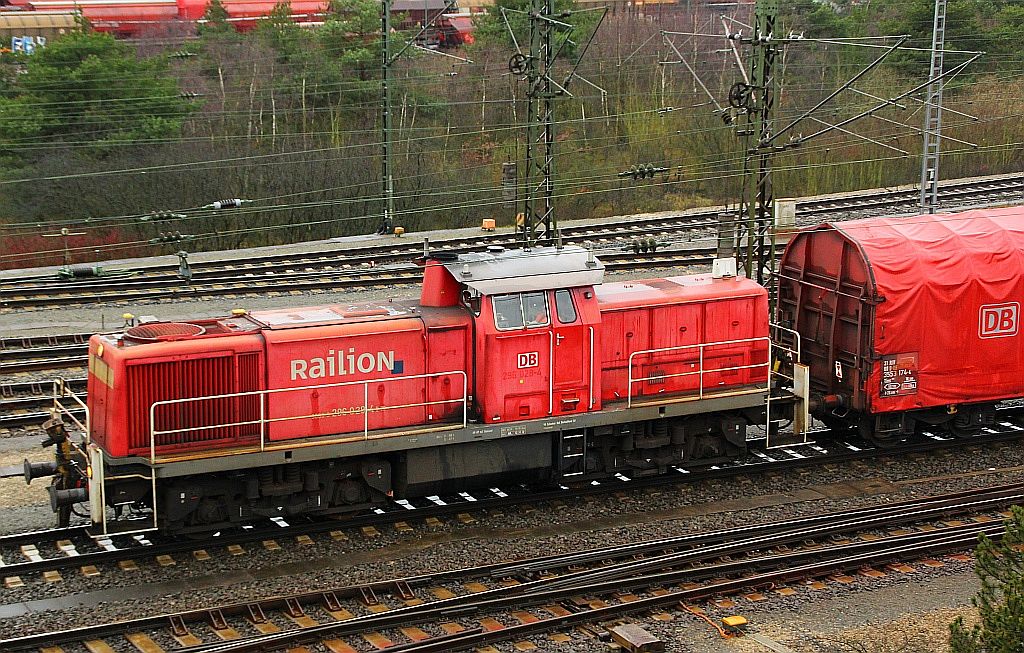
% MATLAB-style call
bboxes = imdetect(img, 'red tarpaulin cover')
[825,205,1024,412]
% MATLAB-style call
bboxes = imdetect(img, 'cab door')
[551,288,590,415]
[482,291,552,422]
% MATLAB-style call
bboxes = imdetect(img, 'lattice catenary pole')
[919,0,947,212]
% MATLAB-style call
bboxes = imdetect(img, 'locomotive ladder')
[558,428,587,478]
[51,379,161,536]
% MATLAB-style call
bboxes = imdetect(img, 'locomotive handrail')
[766,322,813,449]
[625,336,772,408]
[770,323,798,384]
[52,377,90,444]
[147,370,469,463]
[770,322,801,362]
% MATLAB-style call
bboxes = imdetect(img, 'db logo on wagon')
[517,352,539,369]
[979,302,1019,338]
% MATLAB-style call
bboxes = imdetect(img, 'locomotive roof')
[443,245,605,295]
[594,274,766,309]
[248,302,417,329]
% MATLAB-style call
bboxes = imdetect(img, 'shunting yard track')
[3,405,1023,589]
[3,484,1016,653]
[0,334,91,376]
[0,243,746,311]
[2,173,1024,311]
[0,378,87,429]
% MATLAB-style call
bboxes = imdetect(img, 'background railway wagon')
[0,0,479,39]
[0,9,75,43]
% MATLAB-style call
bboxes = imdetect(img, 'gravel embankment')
[0,439,1016,649]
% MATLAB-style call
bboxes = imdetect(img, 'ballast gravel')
[0,438,1019,649]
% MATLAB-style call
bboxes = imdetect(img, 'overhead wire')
[0,88,1014,238]
[2,9,1023,260]
[6,137,1024,263]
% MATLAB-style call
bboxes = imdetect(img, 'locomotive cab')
[434,246,604,423]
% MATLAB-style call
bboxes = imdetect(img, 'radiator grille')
[126,353,261,453]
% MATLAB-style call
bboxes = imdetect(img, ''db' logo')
[979,302,1019,339]
[517,352,539,368]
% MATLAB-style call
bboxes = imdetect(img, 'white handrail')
[770,322,802,362]
[588,326,595,409]
[52,377,90,439]
[148,371,468,463]
[625,336,771,407]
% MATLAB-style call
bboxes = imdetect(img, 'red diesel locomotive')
[39,245,777,535]
[30,206,1024,535]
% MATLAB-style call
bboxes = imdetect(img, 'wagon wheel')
[858,417,903,449]
[948,422,982,439]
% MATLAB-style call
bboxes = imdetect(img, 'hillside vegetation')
[1,0,1022,267]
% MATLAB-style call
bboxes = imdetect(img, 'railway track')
[3,405,1022,587]
[0,378,87,429]
[4,483,1015,653]
[797,173,1024,216]
[0,247,736,310]
[2,173,1023,311]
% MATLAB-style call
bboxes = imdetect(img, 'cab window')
[554,289,577,324]
[523,292,549,328]
[461,289,481,316]
[492,292,550,330]
[493,294,524,330]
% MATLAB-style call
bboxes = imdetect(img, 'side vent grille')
[126,353,261,453]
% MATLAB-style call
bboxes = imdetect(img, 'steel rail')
[168,511,1013,653]
[367,526,1003,653]
[0,334,90,350]
[0,356,89,374]
[0,377,86,394]
[3,172,1023,308]
[2,408,1022,580]
[0,525,90,548]
[2,487,1014,652]
[0,248,735,310]
[3,172,1021,290]
[0,343,89,360]
[0,216,712,297]
[0,407,86,428]
[0,379,87,429]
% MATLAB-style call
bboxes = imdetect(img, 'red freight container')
[176,0,328,26]
[778,207,1024,416]
[595,274,770,404]
[30,0,180,32]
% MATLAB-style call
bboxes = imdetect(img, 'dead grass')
[0,447,53,508]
